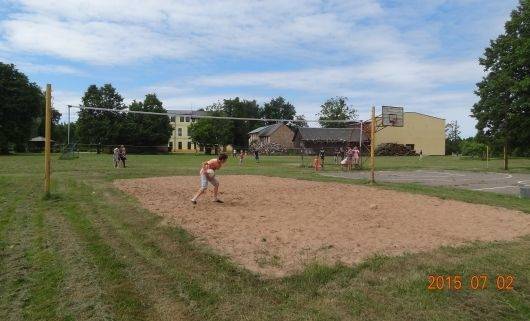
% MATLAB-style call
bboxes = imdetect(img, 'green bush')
[460,141,487,159]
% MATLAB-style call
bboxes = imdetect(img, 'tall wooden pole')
[503,142,508,170]
[370,106,375,184]
[44,84,52,195]
[486,145,489,169]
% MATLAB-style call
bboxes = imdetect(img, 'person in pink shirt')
[191,153,228,204]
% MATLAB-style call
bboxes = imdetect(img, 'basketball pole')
[486,145,489,169]
[44,84,52,196]
[370,106,375,184]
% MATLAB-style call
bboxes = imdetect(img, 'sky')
[0,0,520,137]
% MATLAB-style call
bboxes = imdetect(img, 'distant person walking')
[254,150,260,163]
[419,149,423,160]
[233,149,237,158]
[119,145,127,168]
[334,148,340,164]
[113,146,120,168]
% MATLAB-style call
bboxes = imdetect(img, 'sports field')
[1,153,530,321]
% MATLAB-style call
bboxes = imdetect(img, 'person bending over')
[191,153,228,204]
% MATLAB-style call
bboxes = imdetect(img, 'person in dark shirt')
[319,148,325,169]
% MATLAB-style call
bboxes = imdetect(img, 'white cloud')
[16,61,83,75]
[193,58,482,92]
[0,0,384,64]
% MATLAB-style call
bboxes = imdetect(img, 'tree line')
[2,0,528,164]
[0,61,359,153]
[189,96,358,149]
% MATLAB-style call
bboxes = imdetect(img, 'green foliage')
[34,108,62,142]
[460,139,487,158]
[189,104,233,149]
[76,84,126,144]
[291,115,308,128]
[0,62,44,153]
[261,96,295,125]
[76,86,171,147]
[127,94,172,146]
[222,97,261,147]
[318,96,357,128]
[445,120,462,155]
[472,0,530,157]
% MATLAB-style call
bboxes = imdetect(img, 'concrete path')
[322,170,530,196]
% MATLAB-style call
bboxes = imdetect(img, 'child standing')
[352,146,360,168]
[313,156,322,171]
[239,150,245,164]
[191,153,228,204]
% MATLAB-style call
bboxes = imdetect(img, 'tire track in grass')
[59,198,148,321]
[43,204,112,321]
[60,179,197,321]
[0,188,28,321]
[23,201,71,321]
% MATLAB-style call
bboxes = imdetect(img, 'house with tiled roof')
[248,123,294,148]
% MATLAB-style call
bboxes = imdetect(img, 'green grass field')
[1,153,529,321]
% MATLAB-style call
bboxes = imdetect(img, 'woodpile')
[375,143,417,156]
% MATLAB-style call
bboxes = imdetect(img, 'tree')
[0,63,44,153]
[318,96,357,128]
[289,115,309,128]
[76,84,126,145]
[189,104,233,153]
[460,139,487,159]
[35,108,62,140]
[127,94,172,146]
[222,97,261,147]
[261,97,296,125]
[54,121,79,144]
[445,120,462,155]
[472,0,530,169]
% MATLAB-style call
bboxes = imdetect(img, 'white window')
[180,116,184,122]
[178,128,182,136]
[185,116,190,122]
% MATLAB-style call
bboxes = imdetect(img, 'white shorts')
[200,174,218,189]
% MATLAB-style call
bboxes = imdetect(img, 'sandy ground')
[114,175,530,277]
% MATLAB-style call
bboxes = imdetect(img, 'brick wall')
[270,125,294,148]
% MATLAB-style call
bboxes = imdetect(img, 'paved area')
[322,170,530,196]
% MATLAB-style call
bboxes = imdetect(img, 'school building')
[167,110,234,153]
[291,112,445,156]
[374,112,445,155]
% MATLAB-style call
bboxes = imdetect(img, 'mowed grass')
[0,153,529,321]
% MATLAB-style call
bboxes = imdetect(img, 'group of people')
[112,145,127,168]
[232,149,260,164]
[313,146,360,171]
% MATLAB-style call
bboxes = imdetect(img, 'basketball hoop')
[382,106,404,127]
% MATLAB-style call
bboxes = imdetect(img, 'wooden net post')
[44,84,52,195]
[370,106,375,184]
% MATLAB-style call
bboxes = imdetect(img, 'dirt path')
[115,175,530,277]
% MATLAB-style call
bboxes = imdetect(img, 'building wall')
[375,112,445,155]
[249,133,260,145]
[169,116,197,153]
[269,125,294,148]
[169,116,234,153]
